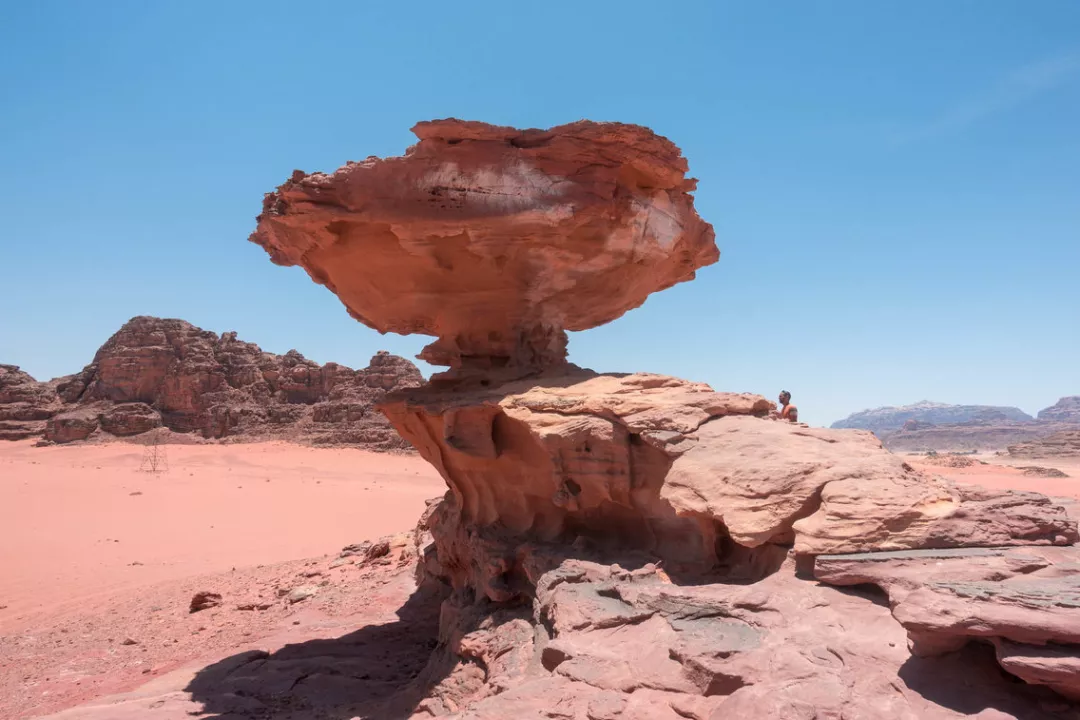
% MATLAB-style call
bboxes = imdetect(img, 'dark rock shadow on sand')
[185,582,452,720]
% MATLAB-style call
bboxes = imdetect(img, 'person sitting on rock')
[778,390,798,422]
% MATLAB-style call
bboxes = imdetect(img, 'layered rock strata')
[1010,430,1080,459]
[0,364,63,440]
[251,119,717,377]
[0,317,422,449]
[252,118,1080,714]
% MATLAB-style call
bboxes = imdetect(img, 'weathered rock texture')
[0,364,64,440]
[250,119,717,376]
[816,546,1080,700]
[0,317,422,449]
[243,118,1080,714]
[382,371,1075,601]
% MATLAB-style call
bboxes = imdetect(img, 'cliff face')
[0,316,423,449]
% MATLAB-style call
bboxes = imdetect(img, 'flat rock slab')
[816,544,1080,699]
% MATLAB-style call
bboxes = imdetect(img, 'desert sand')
[2,436,1077,719]
[0,440,443,623]
[0,440,445,719]
[908,452,1080,499]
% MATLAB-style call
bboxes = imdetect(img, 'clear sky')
[1,1,1077,427]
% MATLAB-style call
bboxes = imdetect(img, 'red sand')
[0,440,444,625]
[908,454,1080,500]
[2,440,1077,719]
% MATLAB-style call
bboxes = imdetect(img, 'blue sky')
[1,1,1077,426]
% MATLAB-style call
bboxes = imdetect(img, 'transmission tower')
[139,433,169,474]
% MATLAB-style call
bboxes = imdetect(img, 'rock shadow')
[184,581,451,720]
[898,642,1074,717]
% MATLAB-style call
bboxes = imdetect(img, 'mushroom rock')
[250,119,1080,713]
[250,119,717,377]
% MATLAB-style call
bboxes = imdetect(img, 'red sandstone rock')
[1,317,422,450]
[0,364,63,440]
[383,369,1074,599]
[815,545,1080,700]
[45,406,102,443]
[245,117,1080,714]
[188,591,223,613]
[793,471,1078,555]
[250,119,717,376]
[1010,429,1080,458]
[98,403,162,436]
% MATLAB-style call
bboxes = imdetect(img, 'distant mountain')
[1038,396,1080,424]
[830,401,1034,435]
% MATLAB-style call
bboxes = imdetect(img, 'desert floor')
[0,440,448,718]
[907,452,1080,499]
[1,440,1078,719]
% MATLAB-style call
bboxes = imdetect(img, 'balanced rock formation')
[1,317,423,450]
[250,119,1080,716]
[251,119,716,377]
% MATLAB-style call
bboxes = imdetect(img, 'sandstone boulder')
[44,407,101,443]
[251,119,717,376]
[99,402,162,436]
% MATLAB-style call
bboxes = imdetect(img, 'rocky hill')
[1009,428,1080,458]
[0,316,422,449]
[1039,396,1080,423]
[831,401,1034,434]
[832,398,1080,453]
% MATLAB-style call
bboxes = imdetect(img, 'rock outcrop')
[1040,397,1080,424]
[0,364,63,440]
[248,117,1080,715]
[816,546,1080,700]
[1010,430,1080,459]
[0,317,423,449]
[250,119,717,377]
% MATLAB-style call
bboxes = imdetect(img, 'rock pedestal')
[252,119,1080,717]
